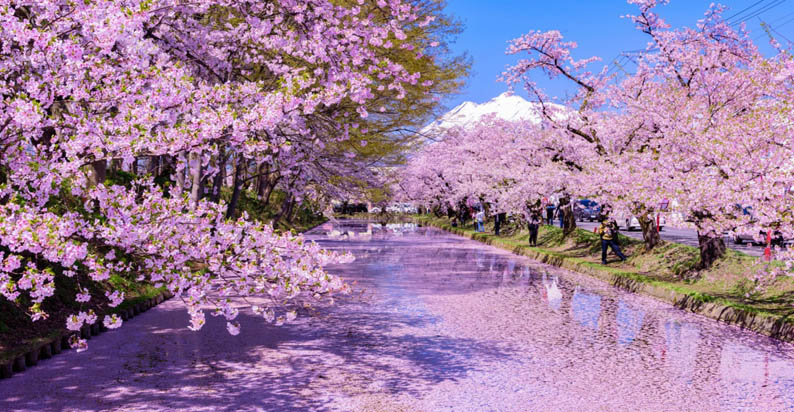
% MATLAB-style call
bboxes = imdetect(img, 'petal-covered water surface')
[307,220,794,411]
[2,219,794,412]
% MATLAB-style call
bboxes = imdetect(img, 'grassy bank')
[413,214,794,341]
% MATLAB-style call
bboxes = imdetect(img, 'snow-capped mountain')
[420,92,567,137]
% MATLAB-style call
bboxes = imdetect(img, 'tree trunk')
[210,145,227,203]
[559,196,576,236]
[131,157,138,176]
[274,192,294,224]
[225,157,244,219]
[88,160,107,187]
[261,176,279,207]
[256,163,271,200]
[637,214,661,250]
[697,231,726,270]
[285,199,298,224]
[147,156,159,175]
[188,152,202,210]
[175,166,186,192]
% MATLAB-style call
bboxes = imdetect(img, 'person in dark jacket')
[495,212,507,236]
[527,213,540,246]
[596,216,627,264]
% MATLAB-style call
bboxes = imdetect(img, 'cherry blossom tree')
[0,0,435,349]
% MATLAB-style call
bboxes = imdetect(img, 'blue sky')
[442,0,794,108]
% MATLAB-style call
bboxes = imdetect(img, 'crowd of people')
[448,200,627,265]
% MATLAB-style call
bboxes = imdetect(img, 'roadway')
[575,221,764,257]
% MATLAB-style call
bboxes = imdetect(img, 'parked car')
[623,215,665,232]
[574,199,600,222]
[385,203,417,214]
[732,229,793,247]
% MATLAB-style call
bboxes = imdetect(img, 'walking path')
[2,220,794,411]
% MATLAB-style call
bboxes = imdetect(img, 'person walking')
[475,209,485,233]
[558,205,564,228]
[528,213,540,246]
[546,203,555,226]
[597,216,626,264]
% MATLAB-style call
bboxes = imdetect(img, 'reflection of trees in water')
[616,300,646,346]
[662,320,701,386]
[572,287,602,332]
[320,220,794,408]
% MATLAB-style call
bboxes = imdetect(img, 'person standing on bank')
[475,209,485,233]
[528,213,540,246]
[597,215,627,264]
[546,203,555,226]
[495,211,507,236]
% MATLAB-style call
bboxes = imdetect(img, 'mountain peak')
[420,93,554,137]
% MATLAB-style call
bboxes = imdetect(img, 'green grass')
[413,214,794,326]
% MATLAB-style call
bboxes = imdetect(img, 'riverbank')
[412,214,794,343]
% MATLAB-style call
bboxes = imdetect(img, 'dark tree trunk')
[285,199,298,224]
[210,145,227,203]
[274,193,294,224]
[225,157,244,219]
[188,152,202,210]
[697,231,726,270]
[88,160,107,186]
[559,196,576,236]
[131,157,138,176]
[256,163,269,199]
[637,214,661,250]
[261,176,279,208]
[147,156,160,175]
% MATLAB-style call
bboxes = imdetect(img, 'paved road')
[576,221,764,256]
[3,220,794,411]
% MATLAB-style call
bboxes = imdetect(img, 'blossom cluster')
[400,0,794,276]
[0,0,432,349]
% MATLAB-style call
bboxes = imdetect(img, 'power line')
[726,0,768,22]
[731,0,787,27]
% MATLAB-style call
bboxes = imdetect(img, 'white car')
[385,203,417,214]
[623,215,665,232]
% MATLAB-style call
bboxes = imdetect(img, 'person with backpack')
[597,215,627,264]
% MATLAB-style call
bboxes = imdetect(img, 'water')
[3,219,794,411]
[307,220,794,411]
